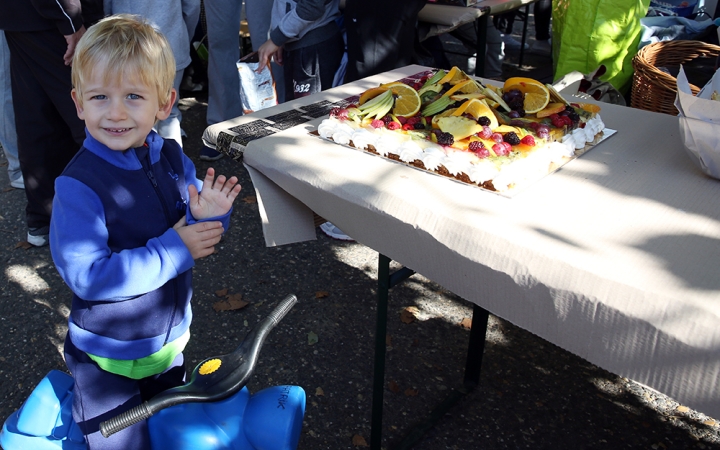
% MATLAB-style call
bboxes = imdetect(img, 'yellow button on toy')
[198,358,222,375]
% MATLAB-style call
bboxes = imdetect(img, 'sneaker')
[199,145,224,161]
[27,226,49,247]
[319,222,354,241]
[10,175,24,189]
[531,39,552,56]
[501,34,529,51]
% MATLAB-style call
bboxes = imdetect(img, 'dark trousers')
[344,0,427,82]
[64,336,186,450]
[283,32,344,100]
[5,29,85,230]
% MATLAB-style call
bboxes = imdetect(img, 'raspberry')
[503,132,521,146]
[492,143,510,157]
[520,135,536,146]
[397,116,408,124]
[528,122,539,130]
[406,116,421,125]
[491,132,504,143]
[371,119,385,129]
[549,113,560,121]
[382,115,393,124]
[330,108,349,120]
[477,116,491,126]
[435,131,454,146]
[402,123,414,131]
[387,121,401,130]
[474,147,490,158]
[477,126,493,139]
[468,140,485,152]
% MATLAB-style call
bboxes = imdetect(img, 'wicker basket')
[631,40,720,115]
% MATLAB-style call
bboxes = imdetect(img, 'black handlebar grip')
[99,401,153,437]
[267,294,297,325]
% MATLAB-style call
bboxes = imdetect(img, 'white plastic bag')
[237,52,278,113]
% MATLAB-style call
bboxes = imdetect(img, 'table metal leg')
[474,14,489,77]
[370,254,490,450]
[518,4,530,67]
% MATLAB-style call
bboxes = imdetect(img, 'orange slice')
[576,102,602,114]
[442,78,483,97]
[503,77,545,92]
[504,82,550,114]
[383,82,422,117]
[535,102,566,118]
[437,66,469,85]
[451,99,498,129]
[359,87,389,106]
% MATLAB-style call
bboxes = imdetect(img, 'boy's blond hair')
[72,14,176,108]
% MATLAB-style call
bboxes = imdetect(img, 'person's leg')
[534,0,552,42]
[5,29,84,243]
[284,34,344,100]
[203,0,244,160]
[0,31,22,189]
[155,69,184,147]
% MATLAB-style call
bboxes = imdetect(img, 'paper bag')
[237,53,278,114]
[675,66,720,179]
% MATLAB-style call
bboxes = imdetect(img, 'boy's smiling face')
[72,69,176,151]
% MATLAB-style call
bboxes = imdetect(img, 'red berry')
[468,140,485,152]
[492,143,510,156]
[402,123,414,131]
[521,135,535,146]
[397,116,408,124]
[491,132,504,143]
[371,119,385,129]
[406,116,421,125]
[387,121,401,130]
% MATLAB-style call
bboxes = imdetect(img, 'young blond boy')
[49,14,241,449]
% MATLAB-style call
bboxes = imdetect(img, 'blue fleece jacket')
[50,130,230,361]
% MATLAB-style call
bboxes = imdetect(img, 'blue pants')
[64,336,186,450]
[283,32,344,100]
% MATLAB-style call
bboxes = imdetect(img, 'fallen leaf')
[213,294,249,312]
[308,331,318,345]
[16,241,32,250]
[404,388,419,397]
[3,187,14,192]
[676,405,690,413]
[460,317,472,329]
[315,387,324,396]
[400,306,419,324]
[215,288,229,297]
[315,291,329,299]
[242,195,257,203]
[352,434,368,447]
[389,380,400,393]
[704,419,717,427]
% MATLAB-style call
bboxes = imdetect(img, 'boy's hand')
[173,217,224,259]
[188,168,241,220]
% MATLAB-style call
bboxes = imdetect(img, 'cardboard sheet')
[208,66,720,420]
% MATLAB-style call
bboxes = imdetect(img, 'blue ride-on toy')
[0,295,305,450]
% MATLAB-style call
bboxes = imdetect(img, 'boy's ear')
[156,88,177,121]
[71,89,85,120]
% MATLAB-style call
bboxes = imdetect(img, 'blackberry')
[382,115,393,124]
[477,116,491,126]
[567,111,581,123]
[503,132,521,146]
[436,131,454,146]
[413,122,426,130]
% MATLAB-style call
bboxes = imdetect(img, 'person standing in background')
[256,0,344,100]
[0,0,104,246]
[202,0,285,161]
[0,31,23,190]
[103,0,201,149]
[343,0,427,82]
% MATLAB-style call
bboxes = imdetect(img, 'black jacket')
[0,0,103,34]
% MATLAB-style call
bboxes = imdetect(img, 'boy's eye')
[127,93,142,100]
[91,94,107,100]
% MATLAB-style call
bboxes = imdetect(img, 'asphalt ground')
[1,20,720,450]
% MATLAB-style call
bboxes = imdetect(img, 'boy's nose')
[107,99,127,120]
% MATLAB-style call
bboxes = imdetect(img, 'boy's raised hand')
[188,168,242,220]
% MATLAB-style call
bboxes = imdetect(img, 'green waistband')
[87,330,190,380]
